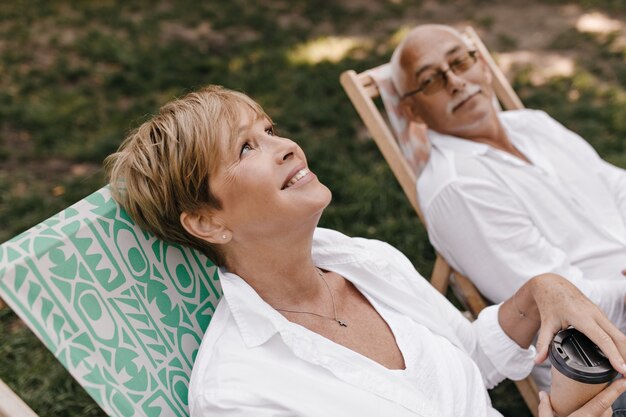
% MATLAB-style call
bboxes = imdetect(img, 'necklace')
[275,268,348,327]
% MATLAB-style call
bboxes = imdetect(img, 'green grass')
[1,1,626,416]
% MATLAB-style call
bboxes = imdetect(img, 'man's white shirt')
[188,228,535,417]
[418,109,626,387]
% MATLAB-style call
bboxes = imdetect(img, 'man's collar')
[427,128,491,156]
[426,110,541,168]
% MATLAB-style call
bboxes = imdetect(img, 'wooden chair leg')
[430,254,451,294]
[514,377,540,417]
[451,272,488,317]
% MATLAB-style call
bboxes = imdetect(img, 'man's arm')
[424,178,626,327]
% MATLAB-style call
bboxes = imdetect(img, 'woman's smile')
[282,167,313,190]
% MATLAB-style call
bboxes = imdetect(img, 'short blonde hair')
[105,85,269,266]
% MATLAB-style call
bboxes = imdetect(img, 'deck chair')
[0,186,222,417]
[340,26,539,417]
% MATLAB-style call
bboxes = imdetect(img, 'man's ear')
[399,99,424,124]
[180,210,231,245]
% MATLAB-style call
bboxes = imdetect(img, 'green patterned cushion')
[0,186,222,417]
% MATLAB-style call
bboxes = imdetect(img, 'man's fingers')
[576,379,626,416]
[537,391,554,417]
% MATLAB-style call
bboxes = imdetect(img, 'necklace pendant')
[337,319,348,327]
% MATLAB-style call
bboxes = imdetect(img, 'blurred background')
[1,0,625,416]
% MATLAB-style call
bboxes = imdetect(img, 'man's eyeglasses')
[401,50,478,99]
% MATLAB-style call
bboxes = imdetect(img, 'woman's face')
[209,106,332,242]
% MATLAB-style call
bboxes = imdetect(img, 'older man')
[390,25,626,389]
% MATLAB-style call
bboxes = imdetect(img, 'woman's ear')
[180,210,231,245]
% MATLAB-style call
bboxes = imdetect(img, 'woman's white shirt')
[188,228,535,417]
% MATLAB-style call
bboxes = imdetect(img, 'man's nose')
[444,68,466,94]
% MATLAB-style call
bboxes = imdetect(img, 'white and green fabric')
[0,186,222,417]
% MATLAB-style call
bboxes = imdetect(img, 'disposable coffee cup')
[549,328,617,416]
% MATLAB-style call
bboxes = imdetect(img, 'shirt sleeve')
[429,286,537,389]
[431,288,537,389]
[472,304,536,388]
[424,178,626,329]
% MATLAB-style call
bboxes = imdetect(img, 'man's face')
[399,28,498,140]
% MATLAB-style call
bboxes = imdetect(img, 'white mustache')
[446,84,481,113]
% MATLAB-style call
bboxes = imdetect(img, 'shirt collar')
[217,268,283,348]
[428,129,491,156]
[427,110,543,168]
[218,228,464,351]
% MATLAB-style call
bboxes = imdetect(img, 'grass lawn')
[1,1,625,416]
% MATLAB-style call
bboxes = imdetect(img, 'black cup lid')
[549,328,617,384]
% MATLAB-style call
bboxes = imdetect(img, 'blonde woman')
[105,86,626,417]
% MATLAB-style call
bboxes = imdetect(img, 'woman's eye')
[240,142,252,157]
[265,126,275,136]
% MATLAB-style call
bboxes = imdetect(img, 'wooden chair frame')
[340,26,538,416]
[0,379,39,417]
[1,186,223,417]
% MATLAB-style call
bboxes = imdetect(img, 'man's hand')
[538,380,626,417]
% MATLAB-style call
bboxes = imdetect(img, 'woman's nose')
[275,137,297,163]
